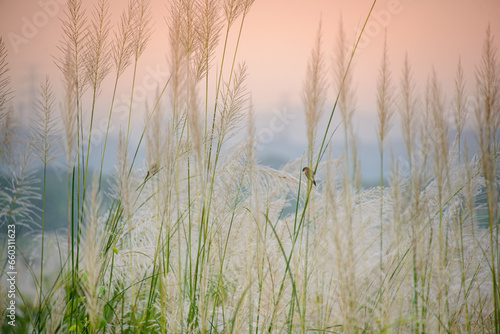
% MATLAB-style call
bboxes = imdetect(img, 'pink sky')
[1,0,499,145]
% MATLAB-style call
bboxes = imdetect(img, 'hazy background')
[1,0,499,184]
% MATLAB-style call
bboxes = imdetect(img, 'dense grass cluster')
[0,0,499,333]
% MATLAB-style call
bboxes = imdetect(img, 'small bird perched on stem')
[145,163,159,181]
[302,167,316,186]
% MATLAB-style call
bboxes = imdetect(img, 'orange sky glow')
[2,0,499,108]
[1,0,499,173]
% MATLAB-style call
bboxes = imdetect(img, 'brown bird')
[145,163,159,181]
[302,167,316,186]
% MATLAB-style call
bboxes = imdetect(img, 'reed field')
[0,0,499,332]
